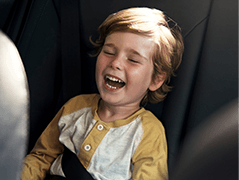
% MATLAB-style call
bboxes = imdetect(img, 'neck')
[97,100,141,123]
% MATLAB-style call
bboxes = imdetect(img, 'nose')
[110,55,124,70]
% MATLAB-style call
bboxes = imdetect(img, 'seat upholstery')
[0,0,237,176]
[172,99,238,180]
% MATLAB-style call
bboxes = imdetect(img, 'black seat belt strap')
[62,146,94,180]
[60,0,82,103]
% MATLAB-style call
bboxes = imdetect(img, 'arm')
[132,119,168,180]
[21,107,65,180]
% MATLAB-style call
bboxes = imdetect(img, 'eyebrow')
[103,43,116,48]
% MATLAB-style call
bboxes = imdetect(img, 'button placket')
[83,124,105,153]
[78,122,110,168]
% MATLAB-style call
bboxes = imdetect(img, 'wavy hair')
[90,7,184,106]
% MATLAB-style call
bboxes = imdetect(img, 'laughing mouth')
[104,75,126,89]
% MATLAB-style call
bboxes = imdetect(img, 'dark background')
[0,0,237,178]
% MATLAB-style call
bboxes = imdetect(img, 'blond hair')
[91,7,184,106]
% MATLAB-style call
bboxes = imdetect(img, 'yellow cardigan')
[21,94,168,180]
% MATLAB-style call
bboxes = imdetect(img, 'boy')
[21,7,184,180]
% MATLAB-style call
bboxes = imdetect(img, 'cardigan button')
[84,144,91,151]
[97,124,104,131]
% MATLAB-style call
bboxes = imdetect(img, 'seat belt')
[45,146,94,180]
[60,0,82,104]
[62,146,94,180]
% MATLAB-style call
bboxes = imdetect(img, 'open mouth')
[104,75,126,90]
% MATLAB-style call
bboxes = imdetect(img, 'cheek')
[95,57,103,81]
[127,65,153,86]
[97,51,110,66]
[96,55,105,74]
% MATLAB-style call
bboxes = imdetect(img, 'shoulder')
[61,94,100,116]
[139,109,165,135]
[132,109,168,168]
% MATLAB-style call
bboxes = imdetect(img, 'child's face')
[95,32,156,108]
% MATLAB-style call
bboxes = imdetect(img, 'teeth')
[106,83,117,89]
[106,75,124,83]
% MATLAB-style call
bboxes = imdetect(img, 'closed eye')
[103,51,115,56]
[128,59,139,63]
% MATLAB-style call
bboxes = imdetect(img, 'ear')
[149,73,166,91]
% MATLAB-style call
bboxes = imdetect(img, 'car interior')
[0,0,237,179]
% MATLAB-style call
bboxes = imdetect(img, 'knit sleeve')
[132,114,168,180]
[21,106,65,180]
